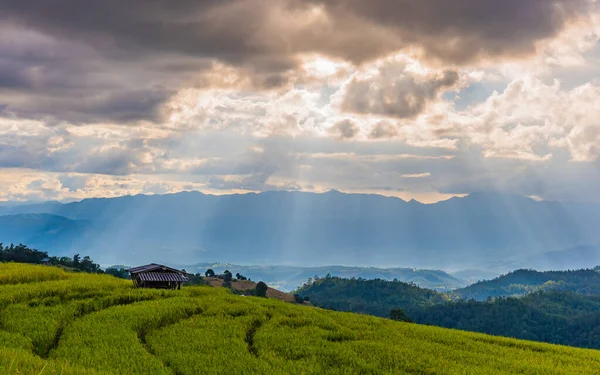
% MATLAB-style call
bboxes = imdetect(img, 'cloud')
[329,120,359,139]
[3,0,593,66]
[337,57,459,119]
[58,175,91,192]
[310,0,596,64]
[460,77,600,162]
[3,87,174,124]
[0,0,599,204]
[401,173,431,179]
[1,0,596,124]
[0,23,180,123]
[369,122,398,139]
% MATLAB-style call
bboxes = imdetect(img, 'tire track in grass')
[245,312,273,357]
[40,293,178,359]
[245,319,264,357]
[137,307,206,375]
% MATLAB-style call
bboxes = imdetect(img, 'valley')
[2,191,599,273]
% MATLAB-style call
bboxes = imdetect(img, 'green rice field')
[1,263,600,374]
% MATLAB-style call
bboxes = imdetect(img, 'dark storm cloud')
[2,88,174,124]
[0,23,185,123]
[1,0,592,65]
[0,0,594,123]
[308,0,595,63]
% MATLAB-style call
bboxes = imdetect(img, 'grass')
[2,263,600,374]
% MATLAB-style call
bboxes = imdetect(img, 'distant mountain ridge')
[183,263,468,292]
[0,190,599,269]
[453,268,600,301]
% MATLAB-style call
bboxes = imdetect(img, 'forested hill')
[297,271,600,350]
[412,291,600,349]
[294,276,448,317]
[453,268,600,301]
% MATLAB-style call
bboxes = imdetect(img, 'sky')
[1,0,600,203]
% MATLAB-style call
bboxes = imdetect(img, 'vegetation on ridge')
[452,268,600,301]
[294,274,448,317]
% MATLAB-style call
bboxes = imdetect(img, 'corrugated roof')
[126,263,187,275]
[126,263,162,273]
[137,272,188,282]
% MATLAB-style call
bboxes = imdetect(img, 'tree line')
[0,242,128,278]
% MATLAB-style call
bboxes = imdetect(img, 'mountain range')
[0,190,599,272]
[182,263,468,292]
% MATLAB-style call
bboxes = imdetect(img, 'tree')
[187,273,205,286]
[304,296,310,302]
[105,267,129,279]
[222,270,233,288]
[205,269,215,277]
[390,309,412,323]
[294,294,304,303]
[256,281,268,297]
[80,256,100,273]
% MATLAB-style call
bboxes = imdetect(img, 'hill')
[1,190,600,270]
[412,291,600,349]
[294,275,449,317]
[203,277,297,303]
[453,268,600,301]
[298,271,600,350]
[2,264,600,374]
[187,263,467,292]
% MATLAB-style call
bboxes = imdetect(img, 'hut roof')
[126,263,189,275]
[137,272,189,282]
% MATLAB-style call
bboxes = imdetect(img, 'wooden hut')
[126,263,189,289]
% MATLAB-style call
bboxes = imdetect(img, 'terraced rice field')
[2,263,600,374]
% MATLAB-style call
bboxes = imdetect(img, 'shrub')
[255,282,268,298]
[390,308,412,323]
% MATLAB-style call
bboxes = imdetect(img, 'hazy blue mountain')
[182,263,467,292]
[521,244,600,271]
[0,201,64,215]
[0,190,599,268]
[449,269,502,285]
[0,214,90,255]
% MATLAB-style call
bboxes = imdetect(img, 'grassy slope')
[1,264,600,374]
[203,277,297,302]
